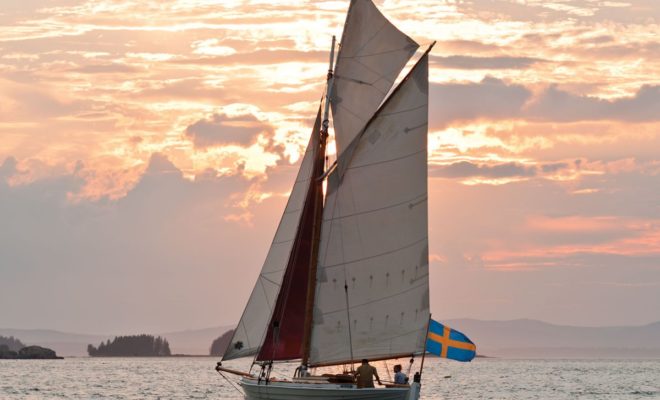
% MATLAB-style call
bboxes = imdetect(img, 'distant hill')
[444,319,660,358]
[160,325,234,355]
[0,329,110,357]
[3,320,658,358]
[210,329,235,356]
[0,326,233,357]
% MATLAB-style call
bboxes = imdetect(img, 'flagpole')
[418,313,432,380]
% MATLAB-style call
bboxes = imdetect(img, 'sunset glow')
[1,0,658,332]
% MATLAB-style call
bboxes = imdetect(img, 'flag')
[426,319,476,362]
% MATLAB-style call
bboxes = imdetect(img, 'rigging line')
[323,192,427,221]
[343,273,355,373]
[217,370,244,395]
[321,236,427,269]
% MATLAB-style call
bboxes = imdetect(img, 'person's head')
[361,359,368,365]
[394,364,402,372]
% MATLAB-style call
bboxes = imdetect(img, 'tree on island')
[0,335,25,352]
[209,329,235,356]
[1,336,62,360]
[88,334,171,357]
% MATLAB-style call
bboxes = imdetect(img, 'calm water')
[0,357,658,399]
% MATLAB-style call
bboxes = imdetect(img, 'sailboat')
[217,1,433,399]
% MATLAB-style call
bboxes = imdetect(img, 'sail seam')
[319,280,427,316]
[320,236,427,269]
[343,20,388,61]
[282,207,303,215]
[259,274,282,287]
[271,238,295,245]
[347,148,426,171]
[335,102,369,126]
[378,103,427,117]
[340,45,418,59]
[323,192,427,221]
[353,57,398,86]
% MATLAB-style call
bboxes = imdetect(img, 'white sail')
[331,0,419,158]
[223,111,321,361]
[309,54,430,366]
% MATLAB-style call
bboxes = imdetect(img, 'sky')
[1,0,659,334]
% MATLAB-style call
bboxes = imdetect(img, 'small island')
[88,334,171,357]
[0,336,62,359]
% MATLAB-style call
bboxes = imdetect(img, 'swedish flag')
[426,319,476,362]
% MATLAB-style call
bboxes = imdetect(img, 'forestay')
[331,0,419,158]
[309,54,431,367]
[223,110,322,361]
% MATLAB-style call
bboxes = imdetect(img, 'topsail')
[331,0,419,158]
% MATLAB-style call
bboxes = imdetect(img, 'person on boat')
[393,364,408,385]
[355,359,381,388]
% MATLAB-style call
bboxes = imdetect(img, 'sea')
[0,357,658,399]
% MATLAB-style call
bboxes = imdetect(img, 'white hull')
[240,377,420,400]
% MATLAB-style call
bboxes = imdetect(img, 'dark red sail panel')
[256,111,324,362]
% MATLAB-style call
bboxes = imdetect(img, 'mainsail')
[309,53,430,367]
[222,109,322,361]
[331,0,419,158]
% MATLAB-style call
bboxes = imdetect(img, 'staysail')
[331,0,419,158]
[308,53,431,367]
[256,110,326,362]
[222,109,322,361]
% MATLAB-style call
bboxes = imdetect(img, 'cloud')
[184,113,273,148]
[429,79,660,128]
[431,55,543,70]
[527,84,660,122]
[430,161,574,180]
[0,157,17,182]
[172,49,327,65]
[456,0,660,23]
[431,161,537,179]
[429,77,531,129]
[0,152,279,333]
[70,63,141,74]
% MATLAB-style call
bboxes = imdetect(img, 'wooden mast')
[301,35,336,367]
